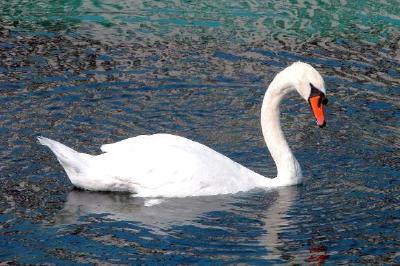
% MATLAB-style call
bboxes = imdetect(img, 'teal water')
[0,0,399,264]
[2,0,400,44]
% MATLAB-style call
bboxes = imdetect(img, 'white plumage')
[39,134,272,197]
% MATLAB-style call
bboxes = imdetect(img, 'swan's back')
[101,133,203,153]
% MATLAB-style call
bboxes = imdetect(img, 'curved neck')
[261,74,302,185]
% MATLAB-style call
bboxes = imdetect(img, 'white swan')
[38,62,328,198]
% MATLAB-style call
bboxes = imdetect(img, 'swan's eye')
[321,97,328,105]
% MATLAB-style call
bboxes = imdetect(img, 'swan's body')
[39,62,327,198]
[39,134,274,197]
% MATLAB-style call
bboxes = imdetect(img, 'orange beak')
[309,95,326,128]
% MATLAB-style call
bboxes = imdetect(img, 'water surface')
[0,0,399,264]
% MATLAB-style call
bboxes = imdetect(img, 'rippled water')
[1,0,399,264]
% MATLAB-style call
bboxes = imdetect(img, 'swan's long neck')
[261,73,303,185]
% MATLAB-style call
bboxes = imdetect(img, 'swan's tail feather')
[38,136,90,176]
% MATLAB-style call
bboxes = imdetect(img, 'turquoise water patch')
[2,0,400,44]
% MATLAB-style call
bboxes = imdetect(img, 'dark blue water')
[1,0,400,264]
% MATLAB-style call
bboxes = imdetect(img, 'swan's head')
[285,62,328,127]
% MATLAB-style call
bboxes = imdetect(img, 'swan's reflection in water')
[56,191,236,231]
[55,187,299,261]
